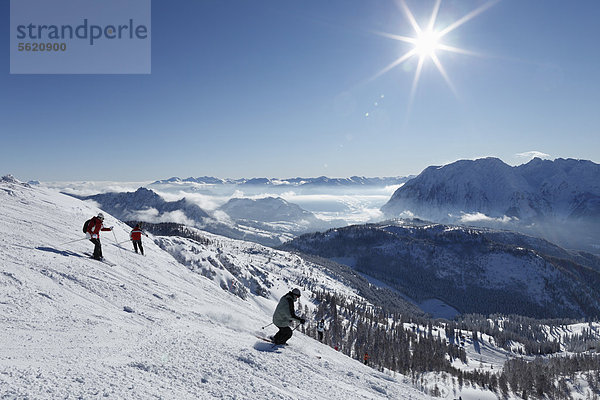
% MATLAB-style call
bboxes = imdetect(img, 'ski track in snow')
[0,182,436,399]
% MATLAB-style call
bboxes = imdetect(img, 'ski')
[254,335,287,348]
[84,253,116,267]
[255,335,275,344]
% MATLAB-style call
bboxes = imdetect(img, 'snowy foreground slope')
[0,179,432,399]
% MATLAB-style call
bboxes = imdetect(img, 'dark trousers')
[318,331,324,342]
[90,238,102,259]
[272,326,293,345]
[133,240,144,255]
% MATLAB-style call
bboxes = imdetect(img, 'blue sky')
[1,0,599,181]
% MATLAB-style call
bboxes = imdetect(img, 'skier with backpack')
[271,288,305,345]
[129,223,148,255]
[84,212,113,261]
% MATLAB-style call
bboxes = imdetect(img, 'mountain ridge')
[151,175,412,187]
[282,219,600,319]
[65,188,339,247]
[381,157,600,252]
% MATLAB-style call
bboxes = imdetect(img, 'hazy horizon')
[9,153,598,184]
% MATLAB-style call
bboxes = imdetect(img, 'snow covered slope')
[0,177,432,399]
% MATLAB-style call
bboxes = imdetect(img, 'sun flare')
[370,0,498,113]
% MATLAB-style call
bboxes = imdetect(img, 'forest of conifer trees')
[301,290,600,399]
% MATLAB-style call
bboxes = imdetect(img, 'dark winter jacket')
[317,321,325,332]
[272,292,301,328]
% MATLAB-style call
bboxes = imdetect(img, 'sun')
[414,29,441,58]
[370,0,498,110]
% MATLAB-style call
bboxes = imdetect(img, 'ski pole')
[59,237,88,246]
[112,229,123,257]
[261,323,273,330]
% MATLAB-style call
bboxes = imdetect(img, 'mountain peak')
[381,157,600,252]
[1,174,20,184]
[219,196,317,223]
[1,174,30,187]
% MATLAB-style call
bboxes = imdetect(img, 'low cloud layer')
[42,181,401,227]
[126,208,196,226]
[457,212,516,224]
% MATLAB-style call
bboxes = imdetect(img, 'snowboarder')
[271,288,305,345]
[317,318,325,342]
[85,212,113,260]
[364,352,370,365]
[130,223,148,255]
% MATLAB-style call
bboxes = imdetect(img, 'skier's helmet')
[292,288,301,298]
[97,212,104,221]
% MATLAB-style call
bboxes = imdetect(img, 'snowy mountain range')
[219,197,319,222]
[283,219,600,319]
[381,157,600,253]
[67,188,338,247]
[70,187,211,221]
[216,196,339,234]
[151,175,411,187]
[3,175,600,398]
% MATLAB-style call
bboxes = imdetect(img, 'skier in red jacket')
[86,212,113,260]
[130,223,148,255]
